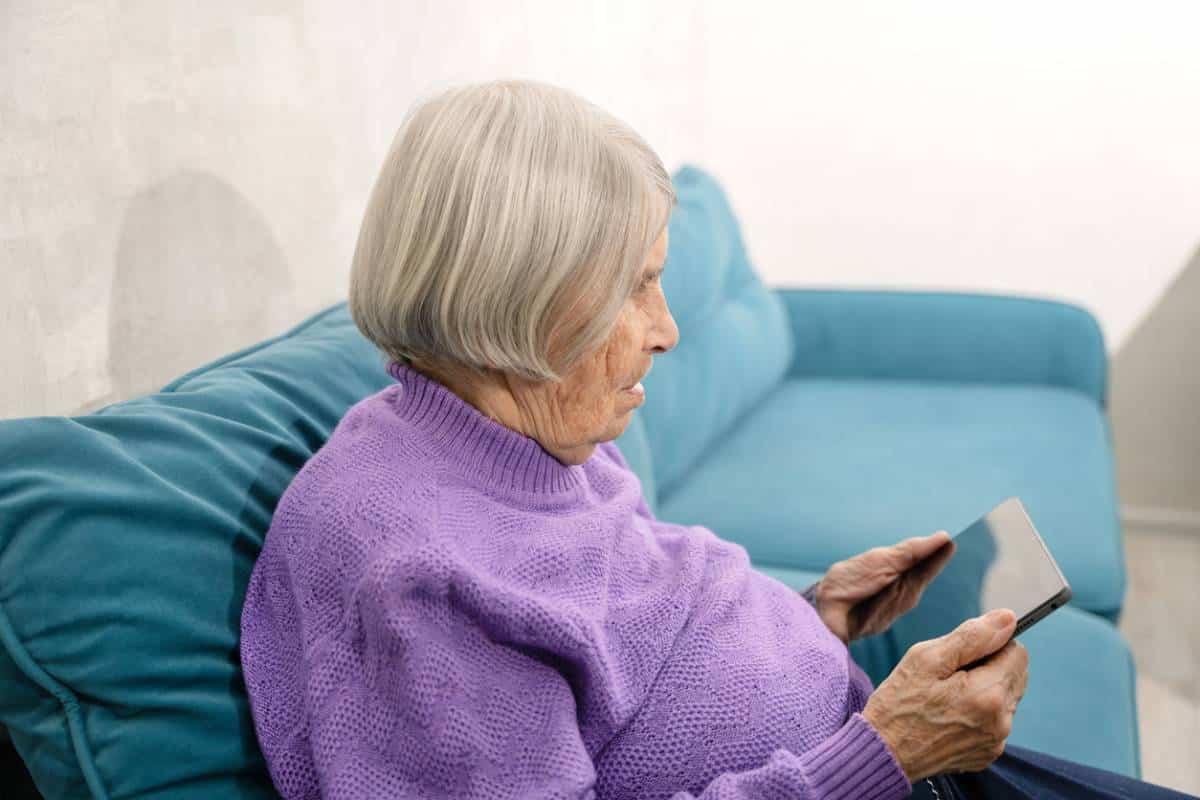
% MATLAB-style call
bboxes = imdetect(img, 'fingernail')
[987,609,1015,628]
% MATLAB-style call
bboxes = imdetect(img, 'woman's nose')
[648,306,679,355]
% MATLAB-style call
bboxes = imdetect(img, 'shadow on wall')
[1111,241,1200,516]
[105,170,297,403]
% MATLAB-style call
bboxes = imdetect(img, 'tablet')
[881,497,1072,657]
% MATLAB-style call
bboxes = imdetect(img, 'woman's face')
[502,226,678,465]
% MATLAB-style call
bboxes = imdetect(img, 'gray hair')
[348,78,676,382]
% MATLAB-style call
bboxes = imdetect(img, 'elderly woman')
[240,80,1194,800]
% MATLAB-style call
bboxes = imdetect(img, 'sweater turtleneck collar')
[385,360,588,495]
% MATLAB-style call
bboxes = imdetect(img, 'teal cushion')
[0,304,393,798]
[660,378,1126,620]
[639,164,793,496]
[778,289,1109,408]
[1009,604,1139,777]
[754,566,1139,778]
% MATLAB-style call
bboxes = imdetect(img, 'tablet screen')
[873,497,1071,655]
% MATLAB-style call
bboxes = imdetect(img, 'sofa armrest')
[776,288,1109,409]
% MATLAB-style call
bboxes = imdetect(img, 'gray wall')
[1111,246,1200,525]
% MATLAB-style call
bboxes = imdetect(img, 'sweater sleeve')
[669,713,912,799]
[288,548,912,800]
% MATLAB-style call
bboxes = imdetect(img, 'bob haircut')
[349,78,677,383]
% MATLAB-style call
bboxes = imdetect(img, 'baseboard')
[1121,505,1200,535]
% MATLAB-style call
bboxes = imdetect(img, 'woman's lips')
[622,365,651,393]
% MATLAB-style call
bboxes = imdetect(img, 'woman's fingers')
[832,530,958,640]
[883,534,955,606]
[836,533,955,638]
[928,609,1017,677]
[909,537,956,585]
[967,638,1029,711]
[888,531,952,571]
[848,530,951,583]
[867,610,1025,778]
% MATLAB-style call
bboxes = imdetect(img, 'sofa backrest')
[630,164,793,501]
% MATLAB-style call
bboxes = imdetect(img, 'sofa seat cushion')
[754,565,1139,778]
[659,378,1126,620]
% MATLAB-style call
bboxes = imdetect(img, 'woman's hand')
[862,609,1030,781]
[812,530,955,644]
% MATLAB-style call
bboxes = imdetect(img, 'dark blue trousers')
[910,744,1197,799]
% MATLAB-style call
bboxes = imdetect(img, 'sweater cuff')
[797,712,912,800]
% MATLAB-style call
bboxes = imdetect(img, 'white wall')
[3,0,1198,513]
[701,1,1200,352]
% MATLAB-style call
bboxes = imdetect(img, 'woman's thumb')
[935,609,1016,676]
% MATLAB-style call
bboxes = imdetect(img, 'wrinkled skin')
[863,609,1030,781]
[813,530,956,645]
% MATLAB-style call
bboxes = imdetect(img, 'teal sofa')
[0,164,1136,798]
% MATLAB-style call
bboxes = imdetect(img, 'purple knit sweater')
[239,361,912,799]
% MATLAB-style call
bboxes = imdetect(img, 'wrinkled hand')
[813,531,955,644]
[862,609,1030,781]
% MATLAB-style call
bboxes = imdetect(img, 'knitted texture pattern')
[240,362,912,799]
